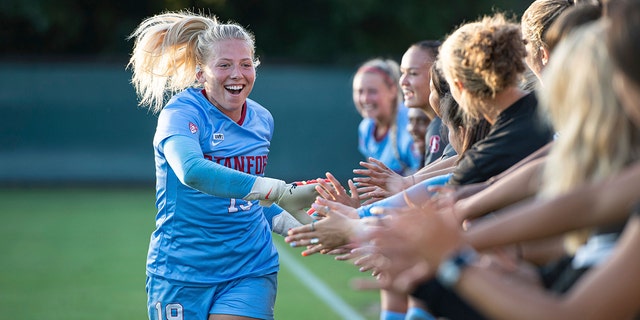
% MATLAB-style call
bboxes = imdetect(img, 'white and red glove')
[244,178,327,218]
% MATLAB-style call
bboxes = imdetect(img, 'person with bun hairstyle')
[127,11,319,320]
[438,13,554,186]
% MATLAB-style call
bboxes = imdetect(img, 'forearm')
[411,156,457,182]
[424,154,459,171]
[456,263,570,320]
[452,183,489,201]
[164,135,256,198]
[414,166,455,184]
[358,174,451,217]
[491,142,552,181]
[559,216,640,319]
[263,204,305,237]
[456,158,544,220]
[457,216,640,320]
[465,163,640,250]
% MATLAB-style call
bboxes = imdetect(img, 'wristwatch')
[436,247,478,289]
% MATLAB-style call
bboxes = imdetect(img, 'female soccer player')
[128,11,317,320]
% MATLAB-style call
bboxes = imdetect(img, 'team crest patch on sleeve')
[189,122,198,134]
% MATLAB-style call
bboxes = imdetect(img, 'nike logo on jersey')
[265,187,273,200]
[211,133,224,147]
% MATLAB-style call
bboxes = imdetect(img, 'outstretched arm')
[163,135,318,208]
[163,134,256,198]
[360,200,640,320]
[455,214,640,320]
[413,156,458,183]
[357,173,451,218]
[455,157,545,221]
[465,161,640,251]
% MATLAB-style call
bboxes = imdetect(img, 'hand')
[356,185,392,205]
[352,157,403,189]
[322,244,355,257]
[313,196,361,219]
[351,246,431,294]
[285,200,363,256]
[332,243,363,261]
[428,185,458,211]
[315,172,361,208]
[360,204,466,293]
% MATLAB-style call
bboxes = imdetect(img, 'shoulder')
[427,117,444,133]
[162,88,208,117]
[246,98,270,114]
[506,92,539,116]
[359,116,374,128]
[246,98,273,121]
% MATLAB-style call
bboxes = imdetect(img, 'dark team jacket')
[449,92,554,185]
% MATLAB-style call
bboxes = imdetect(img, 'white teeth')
[226,85,243,90]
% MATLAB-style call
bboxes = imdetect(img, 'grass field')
[0,187,379,320]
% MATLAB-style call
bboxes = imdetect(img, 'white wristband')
[243,176,286,204]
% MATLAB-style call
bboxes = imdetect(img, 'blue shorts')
[146,273,277,320]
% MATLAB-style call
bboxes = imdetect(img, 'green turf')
[0,188,378,319]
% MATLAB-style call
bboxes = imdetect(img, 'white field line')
[276,242,367,320]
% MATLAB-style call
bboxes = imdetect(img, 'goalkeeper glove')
[243,178,321,214]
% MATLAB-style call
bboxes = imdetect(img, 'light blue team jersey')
[358,104,421,175]
[147,87,279,284]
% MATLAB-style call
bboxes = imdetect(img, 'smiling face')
[400,46,435,113]
[197,39,256,121]
[352,71,397,122]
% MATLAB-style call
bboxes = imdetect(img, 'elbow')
[181,168,204,190]
[175,158,205,190]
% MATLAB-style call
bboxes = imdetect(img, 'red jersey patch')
[189,122,198,134]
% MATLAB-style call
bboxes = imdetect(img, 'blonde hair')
[127,10,258,113]
[438,13,527,119]
[538,21,640,250]
[522,0,574,59]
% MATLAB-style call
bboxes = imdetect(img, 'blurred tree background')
[0,0,530,64]
[0,0,533,185]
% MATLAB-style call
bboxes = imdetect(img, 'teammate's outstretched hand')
[353,157,405,190]
[315,172,361,208]
[285,200,362,256]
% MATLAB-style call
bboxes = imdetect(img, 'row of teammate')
[286,0,640,319]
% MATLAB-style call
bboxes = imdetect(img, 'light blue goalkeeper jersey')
[147,87,278,284]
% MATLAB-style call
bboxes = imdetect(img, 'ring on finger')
[310,238,320,245]
[324,206,330,213]
[310,220,316,232]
